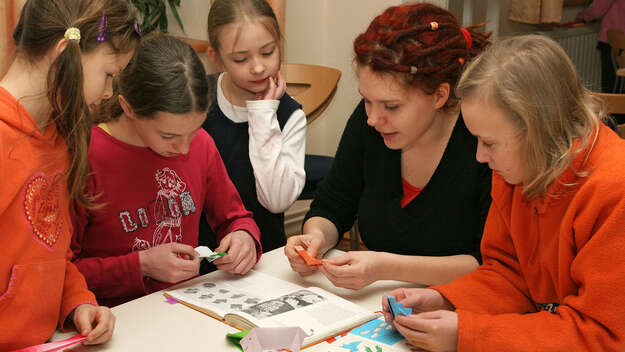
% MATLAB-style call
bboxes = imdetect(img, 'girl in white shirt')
[199,0,306,257]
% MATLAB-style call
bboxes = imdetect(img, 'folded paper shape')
[240,327,310,352]
[385,295,412,319]
[195,245,226,262]
[295,245,323,266]
[226,330,251,351]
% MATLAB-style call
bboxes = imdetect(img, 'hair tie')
[64,27,81,41]
[429,22,439,31]
[134,20,142,36]
[460,27,472,51]
[97,11,108,42]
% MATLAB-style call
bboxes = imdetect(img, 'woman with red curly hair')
[285,3,492,290]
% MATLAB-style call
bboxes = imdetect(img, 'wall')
[1,0,26,78]
[167,0,449,157]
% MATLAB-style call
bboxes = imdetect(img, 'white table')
[53,248,415,351]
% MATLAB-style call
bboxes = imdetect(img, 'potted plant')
[132,0,184,34]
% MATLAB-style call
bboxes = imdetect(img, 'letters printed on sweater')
[117,168,198,251]
[22,172,65,249]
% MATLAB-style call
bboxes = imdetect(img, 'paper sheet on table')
[240,327,309,352]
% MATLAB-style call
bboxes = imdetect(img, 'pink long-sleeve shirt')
[583,0,625,43]
[71,126,261,307]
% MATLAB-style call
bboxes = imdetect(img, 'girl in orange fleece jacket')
[382,35,625,351]
[0,1,140,350]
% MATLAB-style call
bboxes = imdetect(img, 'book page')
[165,270,378,345]
[225,286,377,346]
[165,270,313,327]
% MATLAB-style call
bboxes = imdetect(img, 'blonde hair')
[456,35,608,199]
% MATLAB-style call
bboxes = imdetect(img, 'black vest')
[199,74,301,269]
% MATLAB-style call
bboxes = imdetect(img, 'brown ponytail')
[13,0,140,209]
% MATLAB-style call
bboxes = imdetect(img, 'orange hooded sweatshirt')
[0,86,97,350]
[433,124,625,351]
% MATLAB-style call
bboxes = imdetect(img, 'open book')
[164,270,378,347]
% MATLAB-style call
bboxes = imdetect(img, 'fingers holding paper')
[72,304,116,345]
[284,232,325,276]
[385,288,453,316]
[139,242,201,283]
[214,230,258,275]
[319,251,383,290]
[393,310,459,352]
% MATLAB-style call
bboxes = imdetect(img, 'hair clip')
[97,11,108,42]
[460,27,472,51]
[64,27,81,41]
[430,22,439,31]
[134,19,142,36]
[410,66,418,74]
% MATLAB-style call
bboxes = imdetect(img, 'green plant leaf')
[158,1,168,33]
[132,0,183,34]
[168,0,185,32]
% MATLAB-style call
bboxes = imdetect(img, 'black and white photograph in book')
[242,289,326,319]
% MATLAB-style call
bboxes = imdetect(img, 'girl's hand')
[71,304,115,345]
[319,251,383,289]
[382,288,453,324]
[139,242,200,283]
[284,232,326,276]
[213,230,257,274]
[256,71,286,101]
[394,310,459,352]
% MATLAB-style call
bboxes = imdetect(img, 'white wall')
[284,0,401,156]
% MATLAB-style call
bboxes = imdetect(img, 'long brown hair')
[353,2,491,111]
[13,0,140,208]
[104,34,209,120]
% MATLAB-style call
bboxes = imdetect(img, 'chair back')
[282,63,341,124]
[607,30,625,74]
[592,91,625,137]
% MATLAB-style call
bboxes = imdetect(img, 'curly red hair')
[354,3,491,111]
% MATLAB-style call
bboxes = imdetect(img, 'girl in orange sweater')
[0,0,140,349]
[383,35,625,351]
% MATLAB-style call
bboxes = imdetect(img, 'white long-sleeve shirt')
[216,73,306,213]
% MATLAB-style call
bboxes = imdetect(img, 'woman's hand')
[319,251,384,289]
[284,232,326,276]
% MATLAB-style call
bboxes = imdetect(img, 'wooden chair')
[282,63,340,124]
[606,30,625,93]
[592,92,625,137]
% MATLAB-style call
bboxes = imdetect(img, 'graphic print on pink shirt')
[129,167,195,251]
